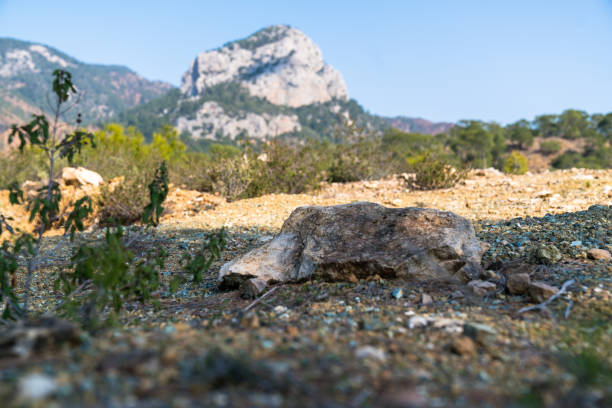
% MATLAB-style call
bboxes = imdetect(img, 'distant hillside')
[114,25,452,144]
[0,37,172,128]
[383,116,454,135]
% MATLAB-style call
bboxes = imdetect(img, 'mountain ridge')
[116,25,452,144]
[0,37,173,128]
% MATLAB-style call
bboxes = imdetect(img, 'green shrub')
[539,140,562,155]
[205,158,252,201]
[142,161,169,226]
[55,224,165,330]
[1,70,95,318]
[97,175,150,226]
[241,140,326,198]
[0,146,50,188]
[409,151,467,190]
[503,151,529,174]
[98,161,169,226]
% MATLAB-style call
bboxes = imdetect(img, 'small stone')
[239,278,267,299]
[587,248,611,261]
[450,290,465,299]
[463,322,497,346]
[355,346,386,362]
[482,270,500,281]
[391,288,403,299]
[408,316,428,329]
[161,347,179,364]
[507,273,530,295]
[450,336,477,356]
[285,325,299,337]
[420,293,433,305]
[529,281,559,303]
[273,305,288,315]
[533,245,562,265]
[19,373,58,401]
[467,280,496,297]
[242,312,260,329]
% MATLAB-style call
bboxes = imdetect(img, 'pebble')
[420,293,433,305]
[506,273,530,295]
[587,248,611,260]
[242,312,260,329]
[528,281,559,303]
[273,305,288,315]
[19,373,58,401]
[463,322,497,346]
[533,244,562,265]
[355,346,386,363]
[450,336,477,356]
[467,280,496,297]
[408,316,428,329]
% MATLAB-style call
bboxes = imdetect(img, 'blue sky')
[0,0,611,124]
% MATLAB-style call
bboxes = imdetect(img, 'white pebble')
[19,373,57,400]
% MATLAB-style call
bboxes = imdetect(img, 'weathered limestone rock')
[219,202,484,290]
[61,167,103,187]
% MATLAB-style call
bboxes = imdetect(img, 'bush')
[205,158,252,201]
[409,151,467,190]
[503,151,529,174]
[0,146,52,188]
[97,175,150,226]
[98,161,169,226]
[241,140,327,198]
[539,140,562,155]
[55,224,165,330]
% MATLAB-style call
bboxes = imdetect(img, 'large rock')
[219,202,484,292]
[61,167,103,187]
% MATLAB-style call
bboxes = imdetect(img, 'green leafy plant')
[1,70,95,319]
[504,151,529,174]
[142,161,169,226]
[170,228,227,294]
[55,224,165,330]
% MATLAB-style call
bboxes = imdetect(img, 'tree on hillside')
[534,114,559,138]
[558,109,592,140]
[507,119,534,149]
[448,120,494,168]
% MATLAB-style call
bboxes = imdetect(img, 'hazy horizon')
[1,0,611,124]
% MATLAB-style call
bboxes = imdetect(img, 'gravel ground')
[0,169,611,407]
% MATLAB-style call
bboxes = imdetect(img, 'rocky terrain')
[0,168,610,407]
[0,37,172,129]
[182,25,348,108]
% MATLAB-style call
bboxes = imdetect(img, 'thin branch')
[564,299,573,319]
[54,279,92,311]
[59,92,83,116]
[244,285,279,312]
[518,279,575,315]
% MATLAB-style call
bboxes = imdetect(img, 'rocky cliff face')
[0,38,173,127]
[181,25,348,108]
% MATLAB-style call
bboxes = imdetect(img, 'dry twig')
[244,286,279,312]
[518,279,574,315]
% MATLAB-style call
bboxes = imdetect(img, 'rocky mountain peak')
[180,25,348,107]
